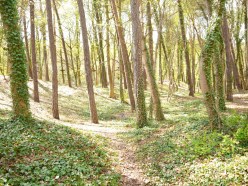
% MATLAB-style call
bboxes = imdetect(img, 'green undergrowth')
[0,113,120,185]
[120,97,248,185]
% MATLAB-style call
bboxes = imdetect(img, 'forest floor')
[0,77,248,185]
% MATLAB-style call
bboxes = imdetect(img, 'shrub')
[235,124,248,147]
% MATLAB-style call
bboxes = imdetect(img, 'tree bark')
[110,0,136,111]
[39,0,49,82]
[77,0,99,124]
[222,13,233,101]
[105,1,115,98]
[200,0,226,130]
[46,0,59,119]
[23,13,33,79]
[142,38,164,121]
[53,0,72,88]
[0,0,31,119]
[178,0,194,96]
[30,0,39,102]
[131,0,147,128]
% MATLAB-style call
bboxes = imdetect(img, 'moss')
[201,0,226,130]
[0,0,31,119]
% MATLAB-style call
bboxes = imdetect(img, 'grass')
[1,79,248,185]
[0,110,120,185]
[120,94,248,185]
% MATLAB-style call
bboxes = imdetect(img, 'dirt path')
[59,122,151,186]
[226,92,248,113]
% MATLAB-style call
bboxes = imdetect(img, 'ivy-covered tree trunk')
[214,43,226,111]
[142,39,165,121]
[200,0,226,130]
[131,0,147,128]
[0,0,31,119]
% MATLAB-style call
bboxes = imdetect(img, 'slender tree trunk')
[23,14,33,79]
[222,13,233,101]
[105,1,115,98]
[131,0,147,128]
[39,0,49,82]
[53,0,72,88]
[46,0,59,119]
[110,0,136,111]
[142,38,164,121]
[245,0,248,89]
[119,45,125,103]
[77,0,99,124]
[93,0,108,88]
[30,0,39,102]
[60,49,65,84]
[178,0,194,96]
[36,26,42,80]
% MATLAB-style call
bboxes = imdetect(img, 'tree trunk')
[105,1,115,98]
[0,0,31,119]
[222,13,233,101]
[23,14,33,79]
[110,0,136,111]
[77,0,99,124]
[245,0,248,89]
[46,0,59,119]
[30,0,39,102]
[178,0,194,96]
[143,38,164,121]
[131,0,147,128]
[39,0,49,82]
[200,0,226,130]
[53,0,72,88]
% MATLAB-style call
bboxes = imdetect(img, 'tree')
[22,5,33,79]
[142,39,165,121]
[105,0,115,98]
[30,0,40,102]
[178,0,194,96]
[131,0,147,128]
[110,0,136,111]
[200,0,226,130]
[53,0,72,88]
[245,0,248,89]
[222,13,233,101]
[77,0,99,124]
[0,0,31,119]
[39,0,49,82]
[46,0,59,119]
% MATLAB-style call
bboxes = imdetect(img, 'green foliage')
[0,118,120,185]
[120,96,248,185]
[187,155,248,185]
[235,124,248,147]
[190,132,238,158]
[223,114,247,135]
[190,132,222,157]
[0,0,30,119]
